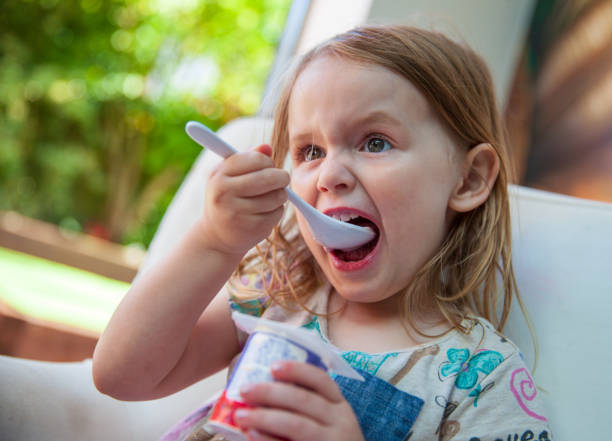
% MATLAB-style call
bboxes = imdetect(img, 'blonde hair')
[231,25,520,334]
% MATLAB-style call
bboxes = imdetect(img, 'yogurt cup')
[205,312,363,441]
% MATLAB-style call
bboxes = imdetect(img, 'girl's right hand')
[199,144,290,256]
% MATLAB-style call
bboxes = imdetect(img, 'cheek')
[289,168,316,201]
[373,173,453,241]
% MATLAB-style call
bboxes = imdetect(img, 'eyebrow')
[355,110,402,127]
[289,110,402,146]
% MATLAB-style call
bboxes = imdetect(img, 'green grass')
[0,247,129,334]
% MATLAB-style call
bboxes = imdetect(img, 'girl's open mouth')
[331,216,380,262]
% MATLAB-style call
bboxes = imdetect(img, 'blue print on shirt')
[468,381,495,407]
[302,316,322,334]
[342,351,399,375]
[439,348,503,389]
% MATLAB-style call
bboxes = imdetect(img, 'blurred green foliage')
[0,0,290,247]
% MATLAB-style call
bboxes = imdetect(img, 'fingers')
[238,361,345,426]
[230,169,290,198]
[241,190,288,215]
[235,407,318,441]
[223,148,276,177]
[254,143,273,157]
[269,361,345,403]
[243,429,281,441]
[246,205,286,227]
[240,380,330,425]
[212,147,290,203]
[235,362,363,441]
[212,187,286,217]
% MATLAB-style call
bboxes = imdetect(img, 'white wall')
[366,0,535,108]
[282,0,535,110]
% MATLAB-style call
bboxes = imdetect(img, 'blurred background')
[1,0,611,361]
[0,0,293,360]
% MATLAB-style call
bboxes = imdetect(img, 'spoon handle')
[185,121,238,158]
[285,187,317,217]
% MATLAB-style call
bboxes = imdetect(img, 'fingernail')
[240,383,254,395]
[270,361,283,373]
[234,409,250,421]
[248,429,263,441]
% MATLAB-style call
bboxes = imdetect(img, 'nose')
[316,151,356,194]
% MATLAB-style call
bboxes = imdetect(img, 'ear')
[449,143,500,212]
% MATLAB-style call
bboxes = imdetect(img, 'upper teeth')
[329,213,359,222]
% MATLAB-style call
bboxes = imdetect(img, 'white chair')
[1,116,611,440]
[504,185,612,438]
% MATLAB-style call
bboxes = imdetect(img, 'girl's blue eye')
[303,145,324,161]
[362,137,391,153]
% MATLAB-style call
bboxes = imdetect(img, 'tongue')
[333,218,378,261]
[334,241,375,262]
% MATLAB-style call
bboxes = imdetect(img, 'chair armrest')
[0,355,131,440]
[0,355,226,441]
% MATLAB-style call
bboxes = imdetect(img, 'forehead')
[288,55,434,130]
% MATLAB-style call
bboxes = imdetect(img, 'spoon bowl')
[185,121,376,250]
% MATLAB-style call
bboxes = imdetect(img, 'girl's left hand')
[234,361,365,441]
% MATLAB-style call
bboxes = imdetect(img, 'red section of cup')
[209,390,252,430]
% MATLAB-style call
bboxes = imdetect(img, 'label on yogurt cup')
[230,312,363,381]
[225,331,326,401]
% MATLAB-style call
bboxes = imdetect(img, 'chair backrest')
[504,185,612,440]
[141,117,612,441]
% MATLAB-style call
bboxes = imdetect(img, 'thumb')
[254,144,273,157]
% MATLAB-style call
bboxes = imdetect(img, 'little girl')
[93,25,552,441]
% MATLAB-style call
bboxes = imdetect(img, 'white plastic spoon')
[185,121,376,250]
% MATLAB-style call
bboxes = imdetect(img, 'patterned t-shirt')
[160,280,553,441]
